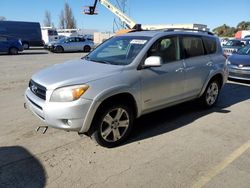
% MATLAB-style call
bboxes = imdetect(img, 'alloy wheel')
[206,82,219,106]
[100,108,130,142]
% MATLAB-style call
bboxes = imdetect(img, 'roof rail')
[164,28,214,35]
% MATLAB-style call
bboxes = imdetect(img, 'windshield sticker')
[130,39,147,44]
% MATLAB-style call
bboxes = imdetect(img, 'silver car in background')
[47,36,94,53]
[227,44,250,80]
[25,29,228,147]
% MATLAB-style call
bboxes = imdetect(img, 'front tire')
[200,80,220,108]
[91,104,134,148]
[55,46,64,53]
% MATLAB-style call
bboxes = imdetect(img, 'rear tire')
[91,104,134,148]
[83,45,91,52]
[200,80,220,108]
[9,47,18,55]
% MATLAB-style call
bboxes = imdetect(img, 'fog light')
[67,120,73,126]
[62,119,71,127]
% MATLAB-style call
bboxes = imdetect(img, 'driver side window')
[148,36,180,63]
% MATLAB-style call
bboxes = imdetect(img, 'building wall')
[94,32,115,44]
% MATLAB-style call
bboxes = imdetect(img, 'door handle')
[175,67,184,72]
[206,62,213,66]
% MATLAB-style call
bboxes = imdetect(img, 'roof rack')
[163,28,214,35]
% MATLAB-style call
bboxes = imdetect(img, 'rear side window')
[182,36,204,58]
[203,37,217,54]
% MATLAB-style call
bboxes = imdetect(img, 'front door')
[141,36,186,112]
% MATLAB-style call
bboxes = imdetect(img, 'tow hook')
[36,126,48,134]
[24,102,27,109]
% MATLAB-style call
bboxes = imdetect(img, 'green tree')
[213,24,236,37]
[237,21,250,30]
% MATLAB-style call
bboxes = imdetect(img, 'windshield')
[237,45,250,55]
[84,36,150,65]
[224,40,233,46]
[58,37,66,43]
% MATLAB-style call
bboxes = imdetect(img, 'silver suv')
[25,29,228,147]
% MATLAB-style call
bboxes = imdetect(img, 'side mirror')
[143,56,162,68]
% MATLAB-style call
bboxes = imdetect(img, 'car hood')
[32,59,124,90]
[228,54,250,65]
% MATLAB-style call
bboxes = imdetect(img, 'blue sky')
[0,0,249,31]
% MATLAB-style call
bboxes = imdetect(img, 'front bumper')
[228,66,250,81]
[25,88,93,131]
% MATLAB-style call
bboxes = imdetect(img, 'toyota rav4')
[25,29,228,147]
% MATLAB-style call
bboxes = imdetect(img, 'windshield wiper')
[88,58,112,64]
[82,55,89,60]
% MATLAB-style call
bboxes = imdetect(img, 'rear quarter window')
[203,37,217,54]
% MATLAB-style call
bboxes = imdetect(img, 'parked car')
[0,35,23,55]
[220,38,229,46]
[47,36,94,53]
[227,44,250,81]
[24,29,228,147]
[0,21,43,49]
[223,39,250,57]
[44,35,65,49]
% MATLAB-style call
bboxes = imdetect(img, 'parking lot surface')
[0,49,250,188]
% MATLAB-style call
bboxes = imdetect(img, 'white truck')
[41,27,59,44]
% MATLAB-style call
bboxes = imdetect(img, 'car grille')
[29,80,47,100]
[229,72,250,79]
[223,48,236,54]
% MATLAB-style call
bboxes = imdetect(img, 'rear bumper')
[25,88,93,131]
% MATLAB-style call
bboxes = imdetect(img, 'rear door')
[180,35,211,97]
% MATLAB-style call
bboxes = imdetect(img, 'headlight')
[50,85,89,102]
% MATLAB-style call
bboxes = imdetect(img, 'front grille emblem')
[31,84,38,93]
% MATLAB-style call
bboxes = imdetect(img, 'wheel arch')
[8,46,18,55]
[79,90,140,135]
[199,72,224,97]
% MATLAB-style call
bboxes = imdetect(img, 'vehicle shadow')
[0,52,49,56]
[19,52,49,55]
[228,78,250,85]
[126,82,250,145]
[0,146,46,188]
